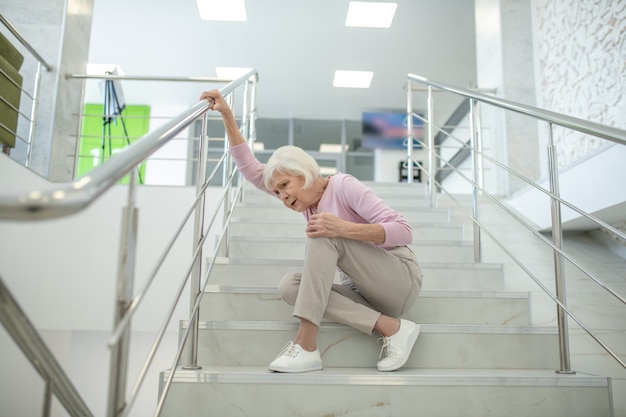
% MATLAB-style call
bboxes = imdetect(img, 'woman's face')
[270,172,320,212]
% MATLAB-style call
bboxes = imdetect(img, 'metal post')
[0,276,94,417]
[236,80,251,204]
[427,86,435,206]
[469,99,482,262]
[241,80,250,145]
[27,62,43,168]
[241,78,258,204]
[340,119,347,173]
[249,77,258,147]
[185,113,209,370]
[107,170,139,417]
[72,73,88,179]
[288,118,294,146]
[219,94,235,257]
[474,101,484,192]
[547,123,574,374]
[406,80,414,184]
[42,379,52,417]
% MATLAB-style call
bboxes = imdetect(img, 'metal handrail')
[0,13,53,71]
[412,114,626,290]
[407,73,626,374]
[0,69,258,417]
[69,74,235,83]
[408,74,626,145]
[0,275,94,417]
[0,70,258,220]
[1,14,50,167]
[423,152,626,369]
[411,111,626,242]
[112,154,233,417]
[154,170,244,417]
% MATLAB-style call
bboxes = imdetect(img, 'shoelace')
[275,341,301,359]
[378,336,394,359]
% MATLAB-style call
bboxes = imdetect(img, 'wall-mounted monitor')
[362,111,424,149]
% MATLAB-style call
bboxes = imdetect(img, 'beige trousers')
[278,237,423,335]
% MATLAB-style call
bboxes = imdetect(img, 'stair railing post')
[239,79,252,204]
[249,76,258,148]
[427,86,436,206]
[241,80,251,149]
[27,62,43,168]
[107,170,139,417]
[405,79,414,184]
[547,123,574,374]
[469,99,482,262]
[241,77,258,204]
[42,379,52,417]
[340,119,347,173]
[184,112,209,370]
[219,93,235,257]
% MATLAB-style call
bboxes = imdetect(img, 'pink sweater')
[230,143,413,249]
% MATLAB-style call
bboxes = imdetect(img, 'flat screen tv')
[362,111,424,149]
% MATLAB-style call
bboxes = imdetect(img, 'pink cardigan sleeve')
[229,143,271,194]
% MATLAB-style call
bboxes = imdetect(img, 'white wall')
[374,148,429,183]
[469,0,626,232]
[437,114,477,195]
[504,0,626,230]
[505,143,626,231]
[0,153,224,416]
[473,0,540,196]
[531,0,626,169]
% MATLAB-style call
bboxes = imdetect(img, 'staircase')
[159,182,613,417]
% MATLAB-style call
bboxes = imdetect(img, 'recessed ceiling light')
[86,63,124,75]
[215,66,253,79]
[345,1,397,28]
[196,0,247,21]
[333,70,374,88]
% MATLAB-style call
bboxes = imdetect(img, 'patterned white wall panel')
[534,0,626,167]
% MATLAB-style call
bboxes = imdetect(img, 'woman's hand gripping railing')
[0,70,258,220]
[103,72,258,417]
[0,68,258,417]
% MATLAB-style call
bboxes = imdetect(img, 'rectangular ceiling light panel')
[86,63,122,75]
[333,70,374,88]
[215,66,253,79]
[196,0,247,21]
[345,2,398,28]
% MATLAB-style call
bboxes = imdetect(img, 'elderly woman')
[200,90,423,373]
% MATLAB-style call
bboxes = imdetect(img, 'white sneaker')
[268,341,323,373]
[377,319,421,372]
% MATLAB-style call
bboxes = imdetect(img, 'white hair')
[263,146,320,190]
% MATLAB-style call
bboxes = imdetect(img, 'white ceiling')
[88,0,477,121]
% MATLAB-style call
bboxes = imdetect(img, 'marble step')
[159,366,612,417]
[228,217,465,241]
[243,188,435,208]
[241,181,428,197]
[232,202,451,224]
[185,321,559,369]
[226,236,475,263]
[199,285,530,325]
[362,181,429,194]
[206,258,504,291]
